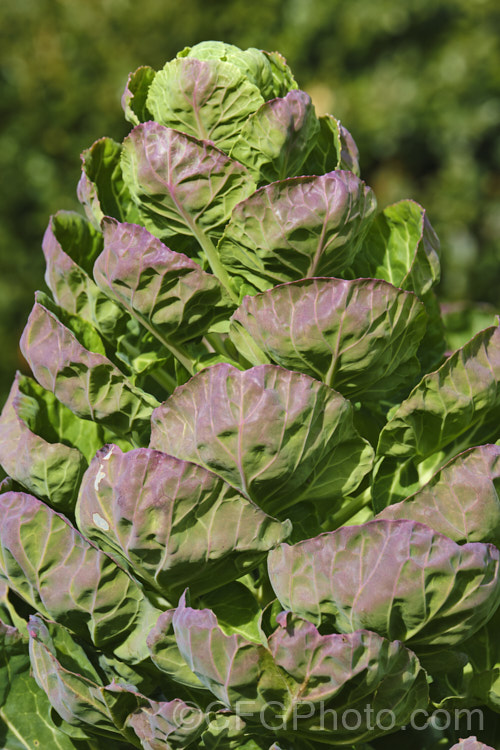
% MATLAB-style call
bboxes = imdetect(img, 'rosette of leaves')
[0,41,499,749]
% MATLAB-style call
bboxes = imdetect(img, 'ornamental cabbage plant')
[0,41,499,750]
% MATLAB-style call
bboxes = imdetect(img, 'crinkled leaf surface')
[120,122,256,245]
[377,445,500,546]
[95,218,233,348]
[122,65,155,126]
[178,42,297,100]
[0,374,88,511]
[306,114,360,176]
[147,57,264,152]
[217,172,376,296]
[229,277,426,399]
[230,91,319,183]
[76,444,291,598]
[20,297,157,442]
[267,612,428,742]
[77,137,140,228]
[149,363,373,517]
[374,323,500,508]
[172,593,289,716]
[268,518,500,646]
[348,199,440,297]
[0,492,150,648]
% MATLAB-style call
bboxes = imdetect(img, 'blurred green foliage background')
[1,0,499,404]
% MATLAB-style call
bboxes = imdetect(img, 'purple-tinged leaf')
[305,114,360,176]
[267,612,428,741]
[121,690,207,749]
[0,373,88,510]
[374,323,500,508]
[76,444,291,597]
[149,364,373,516]
[377,445,500,546]
[230,91,320,183]
[0,492,152,648]
[147,610,206,690]
[122,65,155,126]
[20,297,157,441]
[217,172,376,296]
[77,137,141,228]
[120,122,256,244]
[172,593,288,715]
[268,519,500,646]
[147,58,264,151]
[450,740,495,750]
[229,277,426,398]
[95,219,233,350]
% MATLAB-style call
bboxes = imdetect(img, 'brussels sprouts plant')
[0,41,499,750]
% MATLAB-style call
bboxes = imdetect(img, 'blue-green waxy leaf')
[374,323,500,508]
[149,364,373,517]
[217,172,376,296]
[122,65,156,126]
[230,91,320,183]
[0,373,107,511]
[77,137,141,229]
[120,122,256,245]
[229,277,427,399]
[76,444,291,598]
[178,42,298,100]
[348,199,440,297]
[147,58,265,152]
[0,491,151,648]
[95,218,234,349]
[377,445,500,546]
[20,296,158,442]
[268,518,500,647]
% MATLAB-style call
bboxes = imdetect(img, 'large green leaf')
[348,199,441,296]
[149,363,373,517]
[230,91,320,183]
[76,444,291,598]
[268,518,500,647]
[77,137,141,228]
[177,42,297,100]
[229,277,426,399]
[306,114,360,176]
[217,172,376,297]
[147,57,264,152]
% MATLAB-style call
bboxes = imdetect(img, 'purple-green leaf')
[147,57,265,151]
[229,277,426,398]
[76,444,291,597]
[217,171,376,296]
[268,518,500,646]
[377,445,500,546]
[149,364,373,516]
[95,218,233,351]
[0,491,151,648]
[20,297,157,441]
[230,90,320,183]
